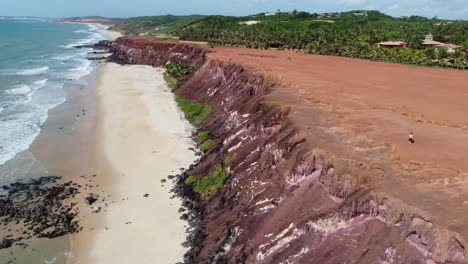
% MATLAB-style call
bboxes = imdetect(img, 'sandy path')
[71,63,196,263]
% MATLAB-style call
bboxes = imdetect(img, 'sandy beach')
[99,26,122,40]
[70,63,197,263]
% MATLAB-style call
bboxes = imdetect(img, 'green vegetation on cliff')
[164,62,195,81]
[175,96,212,127]
[196,131,210,142]
[163,62,196,89]
[164,62,195,89]
[185,175,198,185]
[188,165,230,197]
[200,139,215,152]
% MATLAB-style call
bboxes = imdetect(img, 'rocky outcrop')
[0,177,81,249]
[108,37,466,264]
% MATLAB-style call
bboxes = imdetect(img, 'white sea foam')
[87,24,99,31]
[61,31,103,49]
[42,256,57,264]
[68,59,92,79]
[5,79,48,95]
[5,85,32,95]
[34,79,48,86]
[0,22,105,167]
[4,79,48,106]
[0,104,47,166]
[15,66,49,76]
[52,54,75,60]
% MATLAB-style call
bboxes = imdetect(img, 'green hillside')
[176,10,468,49]
[110,15,204,35]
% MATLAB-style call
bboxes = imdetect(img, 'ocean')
[0,18,107,264]
[0,18,106,185]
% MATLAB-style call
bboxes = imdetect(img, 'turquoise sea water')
[0,18,105,183]
[0,18,106,263]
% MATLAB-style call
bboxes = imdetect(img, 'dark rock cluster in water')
[0,177,81,250]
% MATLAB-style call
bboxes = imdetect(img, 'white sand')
[94,24,123,40]
[71,63,197,263]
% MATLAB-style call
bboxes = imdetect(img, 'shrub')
[193,165,229,197]
[197,131,210,142]
[175,96,212,127]
[200,139,215,152]
[185,175,197,185]
[163,62,195,81]
[163,72,177,89]
[223,156,234,165]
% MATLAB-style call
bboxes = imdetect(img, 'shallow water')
[0,18,107,264]
[0,19,103,170]
[0,237,70,264]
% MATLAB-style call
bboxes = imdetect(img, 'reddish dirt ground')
[206,47,468,239]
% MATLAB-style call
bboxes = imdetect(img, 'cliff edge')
[102,37,468,264]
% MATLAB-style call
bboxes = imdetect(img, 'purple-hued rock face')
[108,37,466,264]
[103,37,206,68]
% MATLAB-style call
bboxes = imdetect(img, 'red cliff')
[106,37,466,264]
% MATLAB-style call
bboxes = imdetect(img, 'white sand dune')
[71,63,196,264]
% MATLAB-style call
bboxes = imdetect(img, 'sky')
[1,0,468,20]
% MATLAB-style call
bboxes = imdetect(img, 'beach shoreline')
[96,24,123,40]
[69,63,197,264]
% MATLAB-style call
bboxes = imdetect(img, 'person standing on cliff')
[409,132,415,144]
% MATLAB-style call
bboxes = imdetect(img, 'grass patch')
[200,139,215,152]
[162,62,195,89]
[185,175,197,185]
[175,96,212,127]
[223,156,234,165]
[163,72,177,89]
[193,165,229,197]
[197,131,210,142]
[163,62,195,81]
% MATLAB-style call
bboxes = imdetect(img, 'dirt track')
[207,47,468,238]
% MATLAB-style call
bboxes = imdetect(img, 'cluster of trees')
[174,11,468,69]
[110,15,203,35]
[162,62,196,89]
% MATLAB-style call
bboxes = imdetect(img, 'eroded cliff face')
[103,37,206,68]
[106,37,466,264]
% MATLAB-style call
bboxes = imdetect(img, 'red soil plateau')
[207,47,468,237]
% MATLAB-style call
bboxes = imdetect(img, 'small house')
[377,41,407,48]
[422,34,463,53]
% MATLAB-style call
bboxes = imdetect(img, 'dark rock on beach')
[0,176,82,250]
[85,194,98,205]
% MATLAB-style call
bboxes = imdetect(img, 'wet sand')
[70,63,196,263]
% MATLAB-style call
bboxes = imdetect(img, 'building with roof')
[422,34,463,53]
[377,41,407,48]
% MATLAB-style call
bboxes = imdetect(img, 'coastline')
[102,37,468,263]
[0,24,125,263]
[70,63,197,263]
[96,24,122,41]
